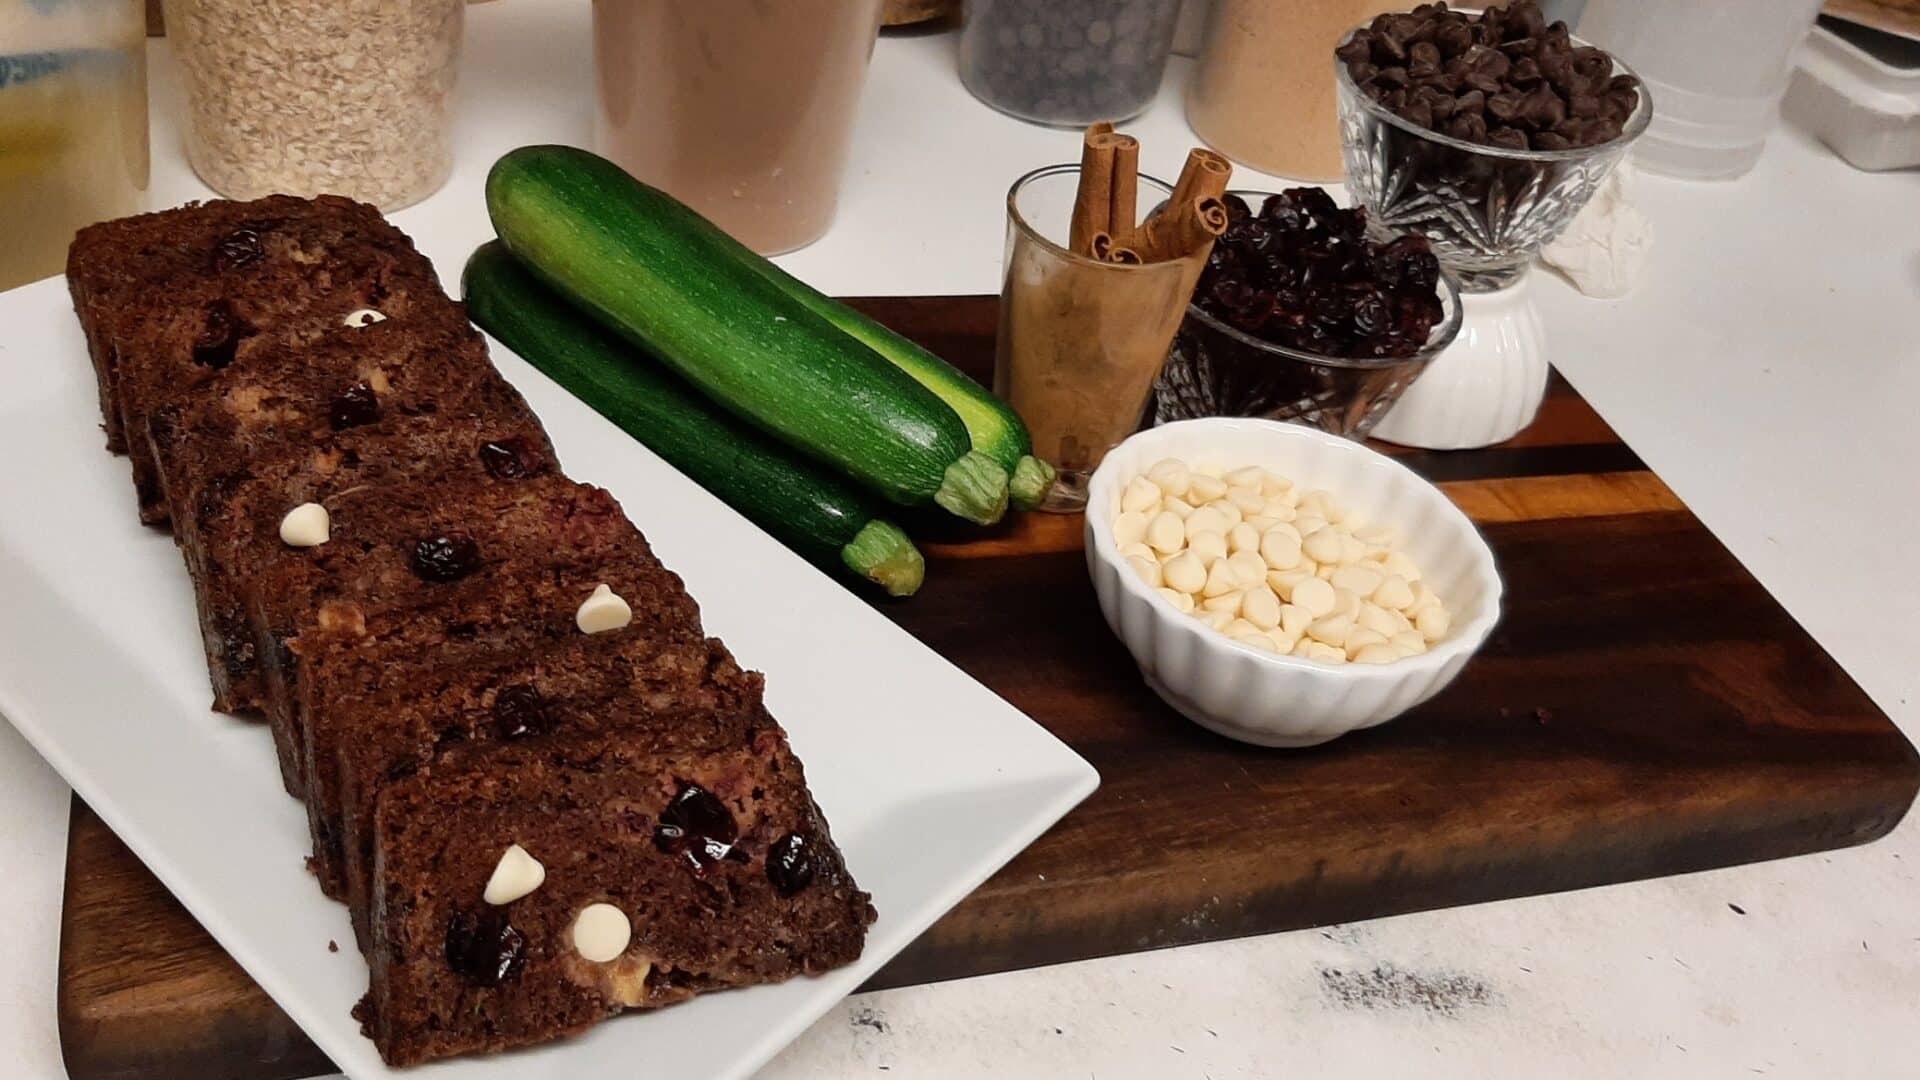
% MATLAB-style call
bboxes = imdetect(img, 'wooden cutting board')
[57,295,1920,1079]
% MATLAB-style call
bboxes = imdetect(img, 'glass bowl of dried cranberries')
[1333,2,1651,291]
[1149,187,1464,439]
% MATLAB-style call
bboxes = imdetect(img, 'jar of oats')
[163,0,462,210]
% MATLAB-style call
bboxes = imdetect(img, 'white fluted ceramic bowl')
[1085,418,1503,747]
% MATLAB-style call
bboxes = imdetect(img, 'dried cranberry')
[766,833,816,897]
[328,382,380,430]
[444,906,525,986]
[652,782,739,870]
[491,684,550,740]
[192,300,244,369]
[212,228,263,271]
[411,535,480,582]
[478,438,546,480]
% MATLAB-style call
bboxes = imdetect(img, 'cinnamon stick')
[1069,123,1118,256]
[1169,147,1232,210]
[1107,133,1140,251]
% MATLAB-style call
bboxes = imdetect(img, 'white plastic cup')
[1578,0,1824,180]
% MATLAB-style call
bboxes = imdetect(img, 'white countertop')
[4,5,1918,1077]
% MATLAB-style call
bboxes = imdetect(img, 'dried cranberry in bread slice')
[175,402,553,742]
[287,517,704,897]
[329,635,763,950]
[140,308,502,527]
[359,727,871,1067]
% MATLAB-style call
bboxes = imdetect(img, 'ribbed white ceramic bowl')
[1085,418,1503,747]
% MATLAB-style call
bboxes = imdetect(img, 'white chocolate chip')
[1292,576,1337,618]
[1163,552,1207,594]
[1260,529,1303,571]
[1267,567,1312,600]
[279,502,331,547]
[483,844,546,905]
[1119,541,1156,562]
[1146,511,1185,554]
[1202,558,1238,598]
[1184,506,1229,541]
[1242,586,1282,630]
[1262,472,1295,496]
[1345,626,1388,654]
[1197,608,1233,631]
[1357,602,1403,639]
[1157,587,1195,613]
[1353,643,1399,664]
[1146,458,1191,498]
[1121,476,1162,514]
[1208,497,1244,529]
[1354,523,1401,548]
[1392,630,1429,657]
[1306,641,1347,664]
[1160,496,1195,519]
[1294,514,1328,538]
[1307,613,1353,648]
[1226,551,1268,590]
[1202,589,1245,614]
[1112,510,1149,549]
[1231,629,1277,652]
[1302,527,1345,566]
[1383,550,1423,582]
[1266,629,1298,654]
[1188,531,1228,565]
[571,902,632,963]
[575,584,633,634]
[1416,604,1452,643]
[343,307,387,327]
[1330,564,1383,597]
[1188,474,1227,503]
[1224,617,1261,639]
[1373,574,1416,611]
[1226,486,1266,515]
[1227,522,1261,556]
[1279,603,1312,638]
[1224,466,1268,489]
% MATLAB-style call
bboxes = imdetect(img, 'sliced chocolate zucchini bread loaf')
[68,194,869,1068]
[360,728,873,1066]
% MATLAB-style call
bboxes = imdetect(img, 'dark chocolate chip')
[445,907,525,987]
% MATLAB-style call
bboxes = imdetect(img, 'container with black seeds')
[959,0,1184,126]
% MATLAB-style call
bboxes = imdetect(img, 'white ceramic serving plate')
[0,276,1098,1079]
[1085,418,1502,747]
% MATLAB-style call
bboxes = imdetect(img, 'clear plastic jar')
[1187,0,1398,181]
[0,0,148,291]
[164,0,461,210]
[959,0,1183,127]
[592,0,885,255]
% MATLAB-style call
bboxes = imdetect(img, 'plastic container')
[1186,0,1398,181]
[165,0,461,210]
[593,0,884,255]
[1784,20,1920,172]
[959,0,1183,126]
[0,0,148,292]
[1577,0,1823,180]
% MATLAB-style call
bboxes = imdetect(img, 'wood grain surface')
[57,295,1919,1079]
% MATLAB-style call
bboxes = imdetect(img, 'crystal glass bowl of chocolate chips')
[1334,1,1650,291]
[1151,187,1463,439]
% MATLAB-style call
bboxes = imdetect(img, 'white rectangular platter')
[0,274,1098,1079]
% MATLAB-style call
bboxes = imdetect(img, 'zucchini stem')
[1009,455,1058,512]
[842,520,925,597]
[933,450,1011,526]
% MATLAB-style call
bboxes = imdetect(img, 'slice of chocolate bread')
[328,634,764,950]
[66,194,440,458]
[139,307,500,528]
[359,727,872,1067]
[172,396,553,736]
[287,523,705,897]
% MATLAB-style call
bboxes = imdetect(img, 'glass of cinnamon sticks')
[995,127,1232,512]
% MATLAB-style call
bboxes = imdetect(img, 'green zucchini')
[485,145,1008,525]
[717,245,1057,509]
[463,241,924,596]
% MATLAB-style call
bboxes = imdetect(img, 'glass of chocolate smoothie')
[592,0,885,255]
